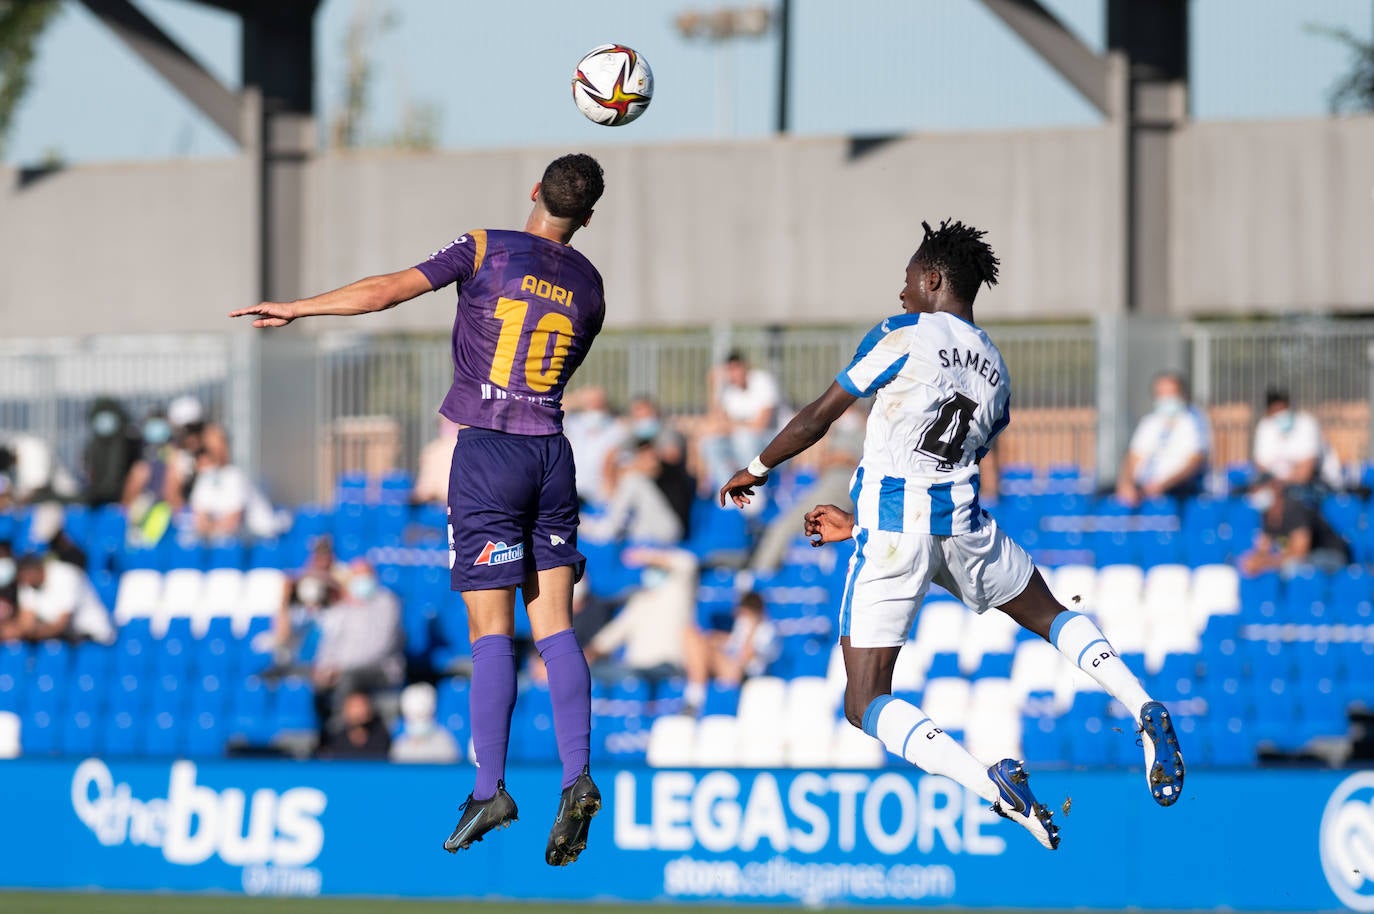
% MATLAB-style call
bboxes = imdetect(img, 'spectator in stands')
[1240,475,1351,577]
[0,434,78,507]
[1116,372,1211,506]
[311,558,405,719]
[187,438,283,540]
[167,395,212,504]
[390,682,462,764]
[650,428,696,539]
[12,553,114,644]
[562,387,626,506]
[700,351,781,498]
[581,438,684,545]
[1252,388,1340,497]
[122,408,182,546]
[82,397,139,508]
[681,590,781,715]
[584,547,697,682]
[318,690,391,760]
[748,401,865,574]
[412,416,460,506]
[272,537,345,670]
[0,542,18,642]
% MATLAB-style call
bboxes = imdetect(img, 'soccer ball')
[572,44,654,126]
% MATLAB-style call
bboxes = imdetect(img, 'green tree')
[1309,24,1374,113]
[0,0,60,157]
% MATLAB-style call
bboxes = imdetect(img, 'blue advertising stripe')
[0,757,1363,911]
[877,476,906,532]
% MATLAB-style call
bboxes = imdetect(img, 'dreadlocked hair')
[915,218,1000,303]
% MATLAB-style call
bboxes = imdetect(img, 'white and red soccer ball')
[572,44,654,126]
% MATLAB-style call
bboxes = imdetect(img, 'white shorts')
[838,514,1036,648]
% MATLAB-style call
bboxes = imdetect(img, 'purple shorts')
[447,428,585,591]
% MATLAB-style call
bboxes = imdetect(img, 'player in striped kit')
[721,219,1185,850]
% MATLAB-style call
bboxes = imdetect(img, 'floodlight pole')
[776,0,791,133]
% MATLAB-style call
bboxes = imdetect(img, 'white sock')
[1049,611,1153,724]
[861,695,998,803]
[684,681,706,709]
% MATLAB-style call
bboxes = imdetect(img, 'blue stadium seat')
[275,676,317,733]
[1238,572,1281,621]
[1332,567,1373,623]
[1206,715,1253,767]
[686,499,749,560]
[150,674,187,718]
[437,678,472,747]
[206,540,246,571]
[1241,640,1293,682]
[378,470,414,505]
[153,635,194,680]
[651,678,687,717]
[21,709,59,755]
[141,711,182,756]
[193,674,228,715]
[31,640,70,681]
[703,682,740,716]
[25,673,63,716]
[0,669,20,714]
[107,674,145,716]
[0,642,26,680]
[249,538,285,569]
[600,714,649,765]
[926,652,961,680]
[1284,568,1332,622]
[161,617,194,642]
[186,711,227,757]
[60,710,99,756]
[974,652,1015,680]
[100,711,139,756]
[229,676,273,744]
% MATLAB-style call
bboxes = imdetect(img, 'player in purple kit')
[231,154,607,866]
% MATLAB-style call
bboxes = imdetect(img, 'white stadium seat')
[1010,640,1064,700]
[200,567,246,618]
[1143,564,1192,613]
[693,715,740,768]
[236,568,287,636]
[891,641,930,691]
[828,719,885,768]
[646,715,697,768]
[736,676,787,730]
[1050,564,1098,613]
[113,570,163,626]
[959,609,1019,674]
[920,677,971,731]
[1094,565,1144,620]
[1191,564,1241,617]
[159,568,205,619]
[0,711,19,759]
[912,601,965,661]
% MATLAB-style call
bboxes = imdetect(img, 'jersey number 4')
[917,392,977,466]
[489,297,575,393]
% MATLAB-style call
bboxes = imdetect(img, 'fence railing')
[0,318,1369,505]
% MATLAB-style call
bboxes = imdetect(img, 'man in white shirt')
[1253,388,1338,492]
[188,446,281,539]
[585,547,697,679]
[1116,372,1211,506]
[701,351,780,498]
[561,387,627,506]
[14,555,114,644]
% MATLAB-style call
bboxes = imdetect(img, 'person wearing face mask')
[390,682,462,764]
[1116,372,1212,507]
[311,558,405,725]
[121,409,182,546]
[580,439,684,546]
[562,387,627,507]
[583,546,697,684]
[1252,388,1340,498]
[1239,475,1351,577]
[82,397,139,508]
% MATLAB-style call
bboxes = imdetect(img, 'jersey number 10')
[917,392,977,466]
[489,297,575,393]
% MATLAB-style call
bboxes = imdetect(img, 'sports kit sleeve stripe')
[836,314,919,398]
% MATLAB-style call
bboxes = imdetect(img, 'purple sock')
[469,634,517,801]
[536,628,591,789]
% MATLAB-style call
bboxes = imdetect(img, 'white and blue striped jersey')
[835,312,1011,536]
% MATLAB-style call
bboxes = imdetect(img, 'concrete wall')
[1171,116,1374,315]
[2,115,1372,338]
[0,159,257,336]
[300,129,1125,334]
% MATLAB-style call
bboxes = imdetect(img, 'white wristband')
[747,456,772,477]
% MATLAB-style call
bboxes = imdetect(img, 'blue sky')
[5,0,1372,165]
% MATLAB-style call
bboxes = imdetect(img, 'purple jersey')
[415,229,605,435]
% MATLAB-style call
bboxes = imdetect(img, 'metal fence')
[0,335,234,479]
[0,318,1370,506]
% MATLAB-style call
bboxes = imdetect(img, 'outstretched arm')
[719,382,857,507]
[229,268,435,328]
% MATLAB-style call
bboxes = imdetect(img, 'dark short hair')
[914,219,1000,303]
[1153,371,1190,399]
[539,154,605,221]
[1265,387,1290,409]
[725,350,746,365]
[737,591,765,613]
[17,554,45,575]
